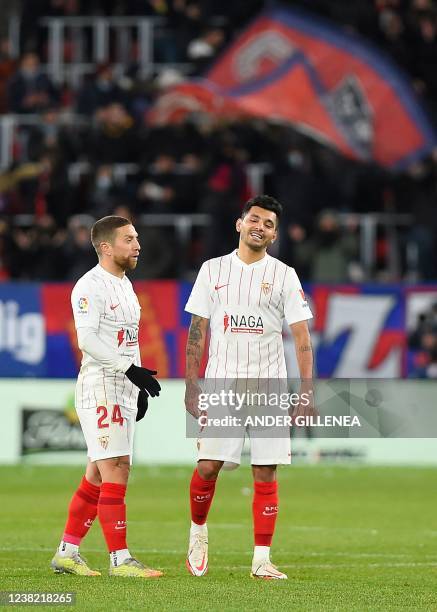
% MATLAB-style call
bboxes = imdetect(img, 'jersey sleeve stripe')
[213,339,221,393]
[123,283,134,320]
[267,341,271,379]
[102,368,108,405]
[216,257,223,304]
[258,261,269,306]
[226,257,232,305]
[247,268,254,306]
[111,279,128,321]
[276,338,280,378]
[238,267,243,305]
[275,265,288,309]
[92,383,97,409]
[247,341,250,379]
[121,370,126,402]
[268,261,278,306]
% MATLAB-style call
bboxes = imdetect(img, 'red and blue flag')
[152,6,437,169]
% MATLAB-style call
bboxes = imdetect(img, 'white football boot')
[251,561,288,580]
[186,531,208,576]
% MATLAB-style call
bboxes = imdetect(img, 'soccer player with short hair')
[51,215,162,578]
[184,195,313,579]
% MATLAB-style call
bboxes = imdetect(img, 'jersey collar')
[96,263,126,282]
[231,249,270,269]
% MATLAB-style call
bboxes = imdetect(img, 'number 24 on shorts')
[97,404,124,428]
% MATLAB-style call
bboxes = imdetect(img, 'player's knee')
[197,460,222,480]
[98,456,130,484]
[88,472,102,486]
[86,465,102,486]
[252,465,277,482]
[114,458,130,480]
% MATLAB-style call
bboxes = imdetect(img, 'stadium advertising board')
[0,283,46,376]
[306,284,405,377]
[0,282,428,379]
[21,407,87,456]
[1,379,437,466]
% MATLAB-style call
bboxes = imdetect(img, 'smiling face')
[100,224,140,272]
[236,205,278,252]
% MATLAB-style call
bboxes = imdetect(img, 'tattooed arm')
[185,314,209,417]
[290,320,313,379]
[289,320,314,419]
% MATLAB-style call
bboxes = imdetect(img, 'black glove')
[125,364,161,397]
[136,389,149,422]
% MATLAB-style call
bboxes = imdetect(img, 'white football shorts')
[77,405,136,463]
[197,434,291,466]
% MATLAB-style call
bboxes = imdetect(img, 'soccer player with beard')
[51,216,162,578]
[184,196,313,579]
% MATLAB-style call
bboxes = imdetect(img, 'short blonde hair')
[91,215,131,255]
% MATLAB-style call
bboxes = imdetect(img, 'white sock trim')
[57,541,79,557]
[110,548,131,567]
[190,521,207,536]
[253,545,270,564]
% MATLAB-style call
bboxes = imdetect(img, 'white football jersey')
[71,264,141,411]
[185,250,312,378]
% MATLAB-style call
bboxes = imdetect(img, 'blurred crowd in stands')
[0,0,437,281]
[409,301,437,378]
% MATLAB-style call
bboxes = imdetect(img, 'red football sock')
[190,468,216,525]
[97,482,127,552]
[63,476,100,545]
[252,480,278,546]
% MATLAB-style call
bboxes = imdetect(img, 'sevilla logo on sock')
[84,518,94,528]
[194,494,211,503]
[115,520,126,530]
[262,505,278,516]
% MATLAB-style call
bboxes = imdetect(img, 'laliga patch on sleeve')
[299,289,309,306]
[77,296,89,314]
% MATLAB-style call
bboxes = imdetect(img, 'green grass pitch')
[1,464,437,611]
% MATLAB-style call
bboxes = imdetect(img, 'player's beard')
[114,254,138,271]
